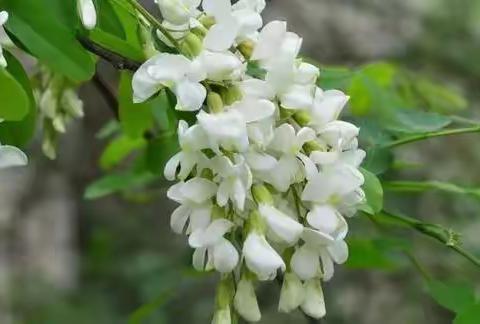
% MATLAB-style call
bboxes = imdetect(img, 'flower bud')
[293,111,311,127]
[300,279,326,319]
[212,306,231,324]
[303,140,323,155]
[77,0,97,30]
[52,115,66,134]
[180,33,204,58]
[221,86,243,106]
[39,88,58,119]
[207,92,224,113]
[237,40,255,60]
[61,89,84,119]
[234,278,261,322]
[252,184,274,205]
[279,272,304,313]
[42,125,57,160]
[199,15,216,29]
[213,276,235,324]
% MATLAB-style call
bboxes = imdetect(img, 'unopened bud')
[39,88,58,118]
[293,111,311,126]
[237,40,254,60]
[42,125,57,160]
[191,25,208,38]
[303,140,323,155]
[221,86,243,106]
[207,92,224,113]
[234,278,261,322]
[252,184,273,205]
[199,15,216,29]
[180,33,203,58]
[52,115,66,133]
[61,89,84,118]
[279,272,304,313]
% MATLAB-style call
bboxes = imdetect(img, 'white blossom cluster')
[129,0,366,322]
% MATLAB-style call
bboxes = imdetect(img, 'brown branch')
[92,73,119,119]
[77,35,142,71]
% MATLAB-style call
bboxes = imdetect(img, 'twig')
[77,35,141,71]
[382,126,480,149]
[375,211,480,268]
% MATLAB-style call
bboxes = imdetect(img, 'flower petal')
[181,177,218,204]
[174,79,207,111]
[234,278,261,322]
[164,152,182,181]
[300,280,326,319]
[259,204,303,245]
[192,247,207,271]
[278,272,304,313]
[243,233,285,280]
[212,238,240,273]
[328,240,349,264]
[204,20,239,52]
[230,98,275,123]
[306,205,341,235]
[251,20,287,61]
[0,145,28,169]
[290,245,320,281]
[170,205,191,234]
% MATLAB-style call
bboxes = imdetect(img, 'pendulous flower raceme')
[131,0,366,322]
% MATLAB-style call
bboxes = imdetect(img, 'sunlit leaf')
[100,135,146,170]
[454,303,480,324]
[0,67,29,121]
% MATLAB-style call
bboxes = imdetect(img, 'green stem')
[383,180,480,198]
[382,125,480,149]
[126,0,180,49]
[375,211,480,268]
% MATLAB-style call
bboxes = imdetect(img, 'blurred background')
[1,0,480,323]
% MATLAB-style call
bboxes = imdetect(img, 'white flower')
[302,164,364,206]
[0,11,9,67]
[167,178,217,234]
[164,120,210,181]
[309,88,349,129]
[251,21,302,64]
[258,204,303,245]
[77,0,97,30]
[234,278,261,322]
[196,50,244,81]
[294,62,320,85]
[197,109,249,153]
[155,0,201,26]
[243,232,285,280]
[202,0,263,52]
[0,143,28,169]
[278,272,304,313]
[260,125,316,191]
[189,218,239,273]
[291,229,349,281]
[232,0,266,13]
[212,155,252,211]
[301,279,326,319]
[132,53,207,111]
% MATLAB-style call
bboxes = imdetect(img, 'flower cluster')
[132,0,366,322]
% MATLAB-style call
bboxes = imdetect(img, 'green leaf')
[3,0,95,82]
[84,171,157,200]
[146,132,179,176]
[362,147,393,175]
[317,66,354,90]
[88,29,145,62]
[100,135,146,170]
[414,78,468,114]
[359,168,383,215]
[0,68,29,121]
[0,51,37,147]
[345,238,395,270]
[118,72,154,138]
[454,303,480,324]
[96,0,126,39]
[384,109,452,134]
[427,280,476,313]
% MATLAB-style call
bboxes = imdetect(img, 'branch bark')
[77,35,141,71]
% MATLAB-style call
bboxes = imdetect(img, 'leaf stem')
[126,0,180,49]
[382,126,480,149]
[383,180,480,198]
[375,211,480,268]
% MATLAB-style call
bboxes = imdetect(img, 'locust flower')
[77,0,97,30]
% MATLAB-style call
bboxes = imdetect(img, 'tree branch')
[382,125,480,149]
[373,211,480,268]
[92,73,119,119]
[77,35,141,71]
